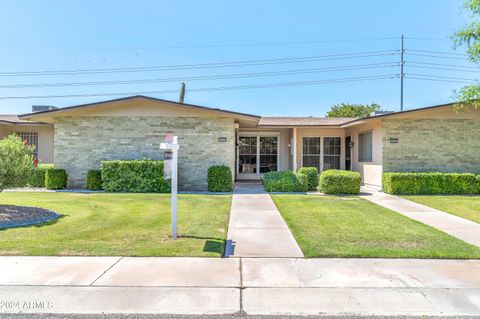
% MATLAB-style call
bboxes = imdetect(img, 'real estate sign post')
[160,134,179,240]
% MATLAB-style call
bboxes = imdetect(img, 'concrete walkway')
[225,182,304,257]
[360,186,480,247]
[1,256,480,316]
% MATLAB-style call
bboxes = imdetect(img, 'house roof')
[19,95,261,121]
[258,117,356,127]
[340,102,456,127]
[0,114,49,125]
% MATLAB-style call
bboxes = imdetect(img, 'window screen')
[16,132,39,159]
[358,132,373,162]
[323,137,341,170]
[302,137,321,171]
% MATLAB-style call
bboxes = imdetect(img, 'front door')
[237,134,278,179]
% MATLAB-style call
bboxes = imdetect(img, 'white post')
[160,135,180,240]
[171,136,178,240]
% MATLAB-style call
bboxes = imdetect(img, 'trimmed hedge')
[28,164,54,187]
[298,167,319,191]
[383,172,480,195]
[262,171,308,192]
[207,165,233,192]
[86,169,102,190]
[101,160,170,193]
[45,169,67,189]
[319,169,361,194]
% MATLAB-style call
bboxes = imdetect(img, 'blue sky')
[0,0,475,116]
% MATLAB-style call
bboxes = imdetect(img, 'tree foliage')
[326,103,381,118]
[453,0,480,110]
[0,135,34,190]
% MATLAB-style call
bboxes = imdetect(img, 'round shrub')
[263,171,308,192]
[28,164,54,188]
[297,167,319,191]
[101,160,170,193]
[86,169,102,190]
[319,169,361,194]
[208,165,233,192]
[45,169,68,190]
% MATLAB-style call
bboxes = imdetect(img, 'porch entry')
[237,132,279,180]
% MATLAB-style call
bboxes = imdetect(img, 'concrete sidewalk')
[360,186,480,247]
[0,256,480,316]
[224,182,304,257]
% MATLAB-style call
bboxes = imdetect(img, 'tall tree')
[453,0,480,110]
[326,103,381,118]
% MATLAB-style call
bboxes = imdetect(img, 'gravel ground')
[0,204,60,229]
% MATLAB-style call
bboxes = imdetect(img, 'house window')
[16,132,39,158]
[323,137,341,170]
[302,137,321,171]
[358,131,373,162]
[259,136,278,173]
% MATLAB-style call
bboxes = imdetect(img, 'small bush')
[319,170,361,194]
[28,164,54,188]
[101,160,170,193]
[86,169,102,190]
[45,169,67,189]
[298,167,319,191]
[383,172,480,195]
[263,171,308,192]
[0,135,35,190]
[208,165,233,192]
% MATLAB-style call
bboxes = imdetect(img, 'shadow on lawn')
[179,235,226,255]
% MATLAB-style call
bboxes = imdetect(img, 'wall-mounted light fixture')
[348,141,355,148]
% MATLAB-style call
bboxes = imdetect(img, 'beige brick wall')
[54,116,236,190]
[382,118,480,173]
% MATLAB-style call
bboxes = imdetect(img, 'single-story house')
[1,95,478,190]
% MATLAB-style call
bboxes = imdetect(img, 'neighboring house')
[7,95,479,190]
[0,114,54,163]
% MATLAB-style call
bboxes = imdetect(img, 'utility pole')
[179,82,186,104]
[400,35,405,111]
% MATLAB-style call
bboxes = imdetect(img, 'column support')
[292,127,298,171]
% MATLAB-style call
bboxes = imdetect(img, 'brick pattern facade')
[54,116,236,190]
[382,118,480,173]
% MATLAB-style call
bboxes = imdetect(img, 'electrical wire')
[0,62,399,89]
[0,74,399,100]
[0,50,400,77]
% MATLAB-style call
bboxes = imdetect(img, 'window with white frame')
[16,132,38,158]
[323,137,341,170]
[358,131,373,162]
[302,137,321,171]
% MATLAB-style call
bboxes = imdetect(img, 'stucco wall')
[0,124,54,164]
[345,119,383,187]
[54,116,235,190]
[382,117,480,173]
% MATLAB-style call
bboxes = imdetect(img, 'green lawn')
[403,195,480,224]
[0,193,231,257]
[272,194,480,258]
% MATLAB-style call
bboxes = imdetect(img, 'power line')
[0,62,399,89]
[406,64,480,73]
[408,49,469,57]
[95,37,401,51]
[406,76,477,84]
[0,74,399,100]
[405,53,471,61]
[406,61,480,70]
[0,50,400,77]
[406,73,478,84]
